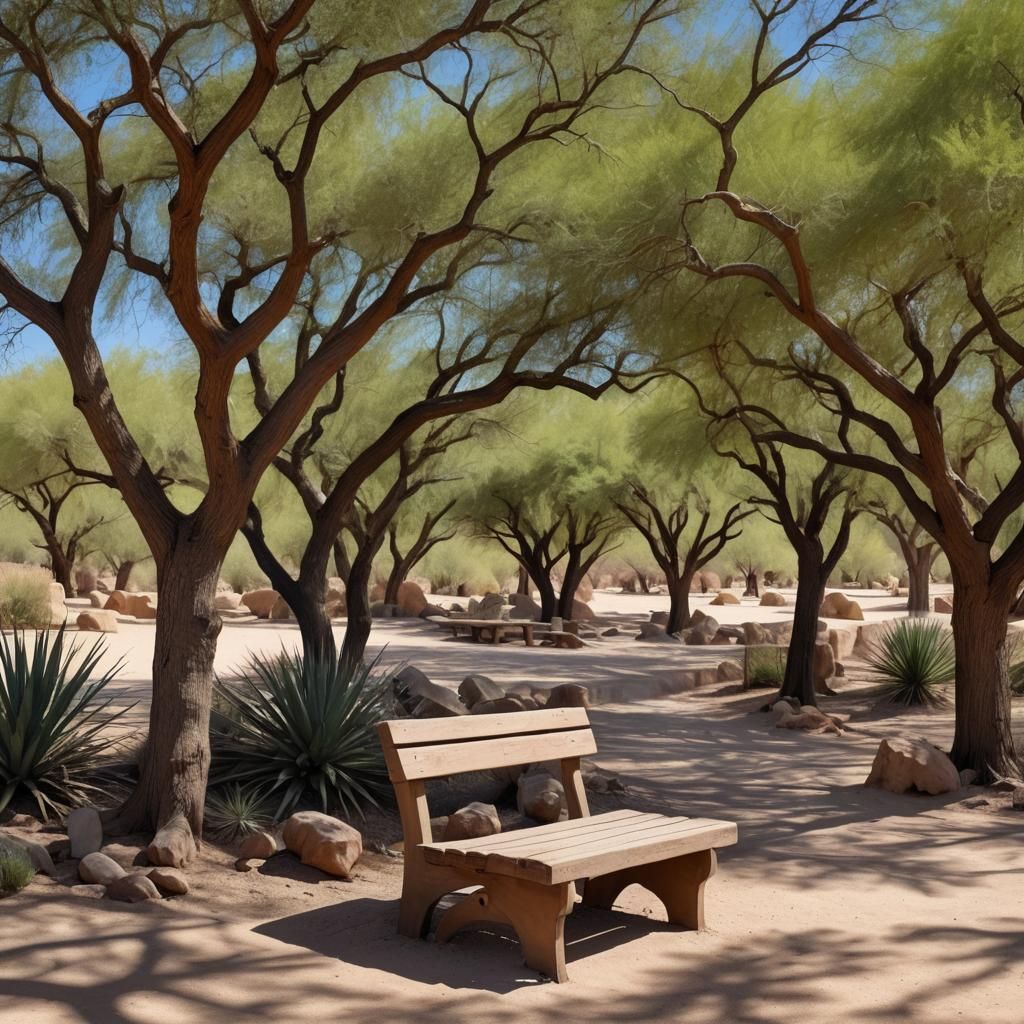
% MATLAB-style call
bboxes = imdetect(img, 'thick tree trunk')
[114,560,135,592]
[557,562,582,620]
[743,570,759,598]
[47,541,74,596]
[383,562,404,606]
[531,567,557,621]
[948,573,1019,782]
[340,553,374,670]
[778,552,826,707]
[666,572,693,635]
[114,537,223,836]
[906,547,932,614]
[517,566,530,596]
[636,571,650,595]
[291,582,336,666]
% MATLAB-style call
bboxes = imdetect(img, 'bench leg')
[435,876,576,983]
[582,849,717,930]
[398,864,459,939]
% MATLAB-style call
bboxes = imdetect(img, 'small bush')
[0,565,52,629]
[204,784,275,841]
[0,841,34,896]
[745,646,786,688]
[866,619,954,707]
[210,651,395,820]
[0,627,130,817]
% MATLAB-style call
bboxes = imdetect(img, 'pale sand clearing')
[3,586,1022,1023]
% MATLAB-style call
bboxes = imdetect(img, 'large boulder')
[687,610,720,636]
[88,590,107,608]
[76,610,118,634]
[813,642,837,694]
[282,811,362,878]
[865,736,961,795]
[685,629,709,645]
[544,683,589,709]
[717,659,744,682]
[103,590,129,613]
[742,621,771,646]
[238,829,285,862]
[477,592,507,620]
[572,598,595,621]
[106,873,161,903]
[508,592,543,621]
[458,674,505,709]
[125,593,157,619]
[214,592,243,611]
[145,814,196,868]
[760,591,787,607]
[773,701,844,735]
[147,867,189,895]
[709,591,739,606]
[66,807,103,859]
[395,581,428,617]
[396,667,468,718]
[649,610,669,626]
[820,592,865,621]
[241,588,280,618]
[699,570,721,591]
[270,595,293,620]
[78,851,126,885]
[517,774,567,824]
[443,802,501,841]
[933,596,953,614]
[49,582,68,626]
[471,696,530,715]
[638,622,667,639]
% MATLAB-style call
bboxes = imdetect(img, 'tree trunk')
[557,558,582,620]
[778,551,826,707]
[114,537,223,836]
[340,552,374,670]
[291,583,336,666]
[517,566,530,596]
[743,570,759,598]
[948,572,1019,782]
[530,566,557,621]
[667,572,693,635]
[47,541,74,596]
[906,547,931,615]
[383,562,404,606]
[114,560,135,591]
[636,571,650,595]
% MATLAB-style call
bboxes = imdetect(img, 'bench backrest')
[377,708,596,782]
[377,709,595,847]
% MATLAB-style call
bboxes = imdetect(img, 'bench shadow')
[253,893,679,993]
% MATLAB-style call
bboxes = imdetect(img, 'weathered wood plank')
[381,708,590,746]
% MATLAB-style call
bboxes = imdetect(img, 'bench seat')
[422,809,737,885]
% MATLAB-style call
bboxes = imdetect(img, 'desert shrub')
[210,652,394,820]
[204,784,275,841]
[745,646,786,688]
[0,627,129,817]
[0,841,33,896]
[0,564,52,629]
[866,619,954,707]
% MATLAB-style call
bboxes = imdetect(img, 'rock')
[147,867,189,895]
[742,621,771,646]
[760,591,787,606]
[601,627,620,637]
[710,630,734,645]
[443,802,501,841]
[813,642,836,694]
[773,701,844,735]
[710,591,739,605]
[649,610,669,626]
[234,858,258,872]
[1012,787,1024,811]
[282,811,362,878]
[1,833,56,875]
[88,590,107,608]
[241,588,280,618]
[581,761,625,794]
[214,592,242,610]
[717,660,744,682]
[544,683,589,709]
[78,851,126,885]
[49,581,68,625]
[699,570,721,591]
[934,596,953,614]
[508,592,543,621]
[419,602,446,619]
[238,829,284,861]
[70,884,107,899]
[76,610,119,633]
[471,696,529,714]
[103,590,129,613]
[688,612,719,636]
[820,592,865,621]
[549,632,585,649]
[126,593,157,619]
[106,873,162,903]
[518,695,540,710]
[270,595,292,620]
[529,688,549,707]
[395,581,428,617]
[412,688,469,718]
[458,674,505,709]
[517,774,567,823]
[99,843,149,869]
[958,769,979,787]
[638,622,666,639]
[865,736,961,795]
[477,593,507,620]
[145,814,196,868]
[572,598,595,621]
[685,628,708,645]
[66,807,103,859]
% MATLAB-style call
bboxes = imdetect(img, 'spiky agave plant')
[204,783,275,841]
[866,619,954,708]
[0,628,129,818]
[210,651,395,820]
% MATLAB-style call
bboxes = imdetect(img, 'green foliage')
[204,784,275,841]
[745,646,785,689]
[210,652,394,820]
[0,565,52,629]
[0,841,34,896]
[866,620,955,708]
[0,628,129,818]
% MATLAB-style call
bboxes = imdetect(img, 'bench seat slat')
[382,708,590,746]
[421,811,737,884]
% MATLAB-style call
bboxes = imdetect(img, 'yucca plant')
[210,651,395,820]
[204,783,275,841]
[866,619,954,707]
[0,840,34,896]
[0,628,130,818]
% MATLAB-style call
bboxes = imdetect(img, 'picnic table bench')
[428,616,541,645]
[377,708,737,982]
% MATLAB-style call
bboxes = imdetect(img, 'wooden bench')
[377,708,737,982]
[428,616,540,645]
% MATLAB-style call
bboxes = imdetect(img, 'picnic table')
[428,616,542,645]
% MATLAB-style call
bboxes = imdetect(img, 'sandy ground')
[3,587,1023,1024]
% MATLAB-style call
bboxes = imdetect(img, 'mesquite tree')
[616,482,750,634]
[384,500,459,605]
[0,0,673,832]
[867,500,939,614]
